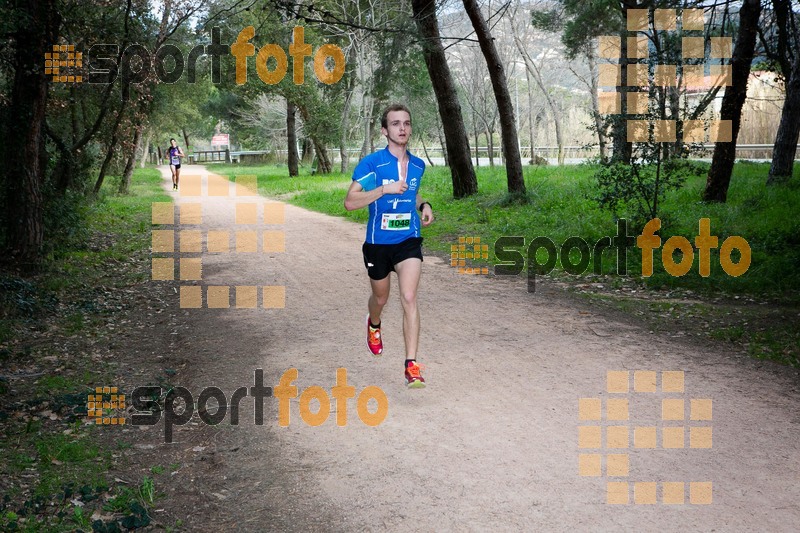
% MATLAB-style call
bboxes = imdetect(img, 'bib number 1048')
[381,213,411,230]
[388,218,410,229]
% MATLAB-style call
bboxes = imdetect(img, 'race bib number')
[381,213,411,231]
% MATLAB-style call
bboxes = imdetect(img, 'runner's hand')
[421,204,434,226]
[383,180,408,195]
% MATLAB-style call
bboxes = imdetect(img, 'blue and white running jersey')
[352,146,425,245]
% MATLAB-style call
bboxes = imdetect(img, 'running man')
[344,103,434,388]
[168,138,185,190]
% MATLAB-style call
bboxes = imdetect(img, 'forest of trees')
[1,0,798,269]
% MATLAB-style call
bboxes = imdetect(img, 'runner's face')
[171,140,177,147]
[382,111,411,148]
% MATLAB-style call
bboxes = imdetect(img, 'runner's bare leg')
[395,258,422,359]
[369,276,391,326]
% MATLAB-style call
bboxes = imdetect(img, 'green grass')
[32,432,110,497]
[34,372,92,396]
[208,161,800,298]
[104,476,156,513]
[45,167,171,292]
[0,167,169,532]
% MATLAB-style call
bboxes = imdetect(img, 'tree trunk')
[463,0,525,194]
[119,124,142,194]
[435,113,448,167]
[140,130,151,168]
[703,0,762,202]
[487,128,495,167]
[611,28,632,164]
[46,123,75,193]
[301,138,313,164]
[3,0,59,268]
[770,0,792,79]
[339,78,355,173]
[298,106,331,174]
[182,127,190,151]
[94,83,131,194]
[287,99,299,177]
[420,137,435,167]
[313,141,332,174]
[513,32,565,166]
[118,123,143,194]
[525,68,536,164]
[360,96,374,159]
[369,115,376,153]
[768,53,800,184]
[586,46,607,162]
[473,117,480,167]
[411,0,477,198]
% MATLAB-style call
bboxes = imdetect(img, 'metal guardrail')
[189,150,230,163]
[152,144,796,165]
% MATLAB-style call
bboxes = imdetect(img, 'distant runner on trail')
[344,103,434,388]
[168,138,185,190]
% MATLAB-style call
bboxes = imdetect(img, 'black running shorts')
[362,237,423,280]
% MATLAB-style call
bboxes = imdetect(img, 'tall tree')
[453,40,498,167]
[287,99,299,177]
[558,0,636,163]
[463,0,525,194]
[513,3,567,166]
[119,117,143,193]
[411,0,478,198]
[768,52,800,184]
[94,81,131,194]
[3,0,60,268]
[765,0,800,184]
[45,3,128,194]
[703,0,762,202]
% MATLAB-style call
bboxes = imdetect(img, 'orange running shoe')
[405,361,426,388]
[366,314,383,356]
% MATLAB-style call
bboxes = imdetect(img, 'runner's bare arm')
[344,179,407,211]
[416,192,434,226]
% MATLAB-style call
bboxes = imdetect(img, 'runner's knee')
[373,293,389,307]
[400,290,417,309]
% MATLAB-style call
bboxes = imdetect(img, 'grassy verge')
[0,167,169,531]
[208,161,799,368]
[575,291,800,368]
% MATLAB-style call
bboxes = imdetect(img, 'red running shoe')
[405,361,426,389]
[366,315,383,356]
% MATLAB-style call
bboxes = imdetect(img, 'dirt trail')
[130,166,799,531]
